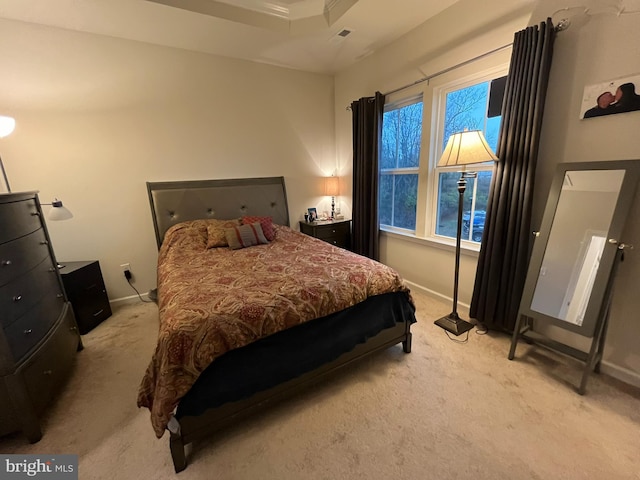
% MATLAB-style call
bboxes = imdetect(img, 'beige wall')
[528,1,640,385]
[335,0,640,386]
[0,19,336,301]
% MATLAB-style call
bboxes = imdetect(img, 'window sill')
[380,228,481,258]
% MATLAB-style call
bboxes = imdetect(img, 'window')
[379,97,422,231]
[378,66,507,244]
[435,170,492,242]
[434,76,505,242]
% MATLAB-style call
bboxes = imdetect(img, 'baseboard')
[599,361,640,389]
[403,280,470,311]
[109,292,151,308]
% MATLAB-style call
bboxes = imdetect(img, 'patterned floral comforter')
[137,220,412,437]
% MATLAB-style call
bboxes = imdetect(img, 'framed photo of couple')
[580,73,640,119]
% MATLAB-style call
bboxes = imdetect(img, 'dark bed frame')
[146,177,413,473]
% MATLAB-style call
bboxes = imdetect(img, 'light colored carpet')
[1,290,639,480]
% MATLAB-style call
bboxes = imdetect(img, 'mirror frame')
[519,160,640,338]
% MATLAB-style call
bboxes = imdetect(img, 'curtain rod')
[346,42,513,109]
[383,43,513,96]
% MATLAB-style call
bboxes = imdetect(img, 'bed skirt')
[177,291,416,419]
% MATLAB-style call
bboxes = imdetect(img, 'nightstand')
[59,260,112,334]
[299,219,351,250]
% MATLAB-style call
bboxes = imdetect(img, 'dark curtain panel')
[351,91,385,260]
[470,19,556,331]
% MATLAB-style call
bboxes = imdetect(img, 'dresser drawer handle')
[43,370,52,375]
[31,211,41,217]
[24,329,33,335]
[48,267,56,272]
[70,326,77,332]
[1,260,12,266]
[93,309,104,317]
[13,295,22,302]
[40,240,49,245]
[57,293,64,298]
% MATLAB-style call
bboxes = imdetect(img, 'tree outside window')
[379,100,422,231]
[435,78,503,242]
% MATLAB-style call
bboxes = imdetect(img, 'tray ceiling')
[0,0,462,74]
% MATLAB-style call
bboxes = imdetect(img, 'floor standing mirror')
[509,160,640,394]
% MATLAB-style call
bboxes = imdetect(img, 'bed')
[137,177,416,472]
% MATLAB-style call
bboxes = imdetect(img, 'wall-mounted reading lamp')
[42,199,74,221]
[0,115,73,222]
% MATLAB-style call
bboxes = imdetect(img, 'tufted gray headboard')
[147,177,290,248]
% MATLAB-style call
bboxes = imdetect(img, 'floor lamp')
[434,129,498,336]
[0,115,16,192]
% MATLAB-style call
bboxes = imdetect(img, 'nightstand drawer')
[72,297,111,335]
[316,231,349,248]
[314,223,350,240]
[299,220,352,250]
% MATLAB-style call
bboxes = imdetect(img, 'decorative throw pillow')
[225,222,269,250]
[206,218,242,248]
[242,215,275,241]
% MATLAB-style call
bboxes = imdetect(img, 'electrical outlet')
[120,263,132,280]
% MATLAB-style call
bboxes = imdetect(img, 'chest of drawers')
[0,192,82,442]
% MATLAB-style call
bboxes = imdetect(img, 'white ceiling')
[0,0,462,74]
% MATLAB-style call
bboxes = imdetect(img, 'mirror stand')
[509,247,625,394]
[506,159,640,395]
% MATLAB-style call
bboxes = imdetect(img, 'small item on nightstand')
[307,207,318,222]
[304,213,309,222]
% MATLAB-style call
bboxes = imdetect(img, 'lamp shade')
[324,176,340,196]
[47,199,74,221]
[0,116,16,138]
[437,130,498,167]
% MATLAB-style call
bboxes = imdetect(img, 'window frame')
[427,64,509,245]
[379,93,424,234]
